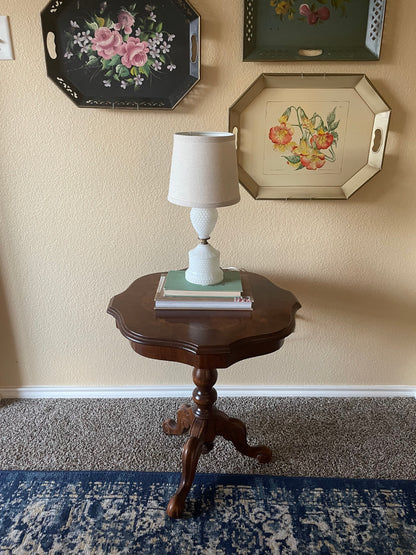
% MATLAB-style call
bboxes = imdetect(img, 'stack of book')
[154,269,253,311]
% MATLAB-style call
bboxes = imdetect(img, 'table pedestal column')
[163,367,272,518]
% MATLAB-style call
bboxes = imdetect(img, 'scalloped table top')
[107,271,301,369]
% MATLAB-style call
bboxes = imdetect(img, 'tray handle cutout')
[298,49,323,57]
[369,111,390,169]
[372,128,382,153]
[232,126,239,150]
[189,17,199,78]
[191,34,197,63]
[46,31,57,59]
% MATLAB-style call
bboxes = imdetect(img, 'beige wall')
[0,0,415,389]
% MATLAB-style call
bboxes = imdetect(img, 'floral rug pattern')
[1,471,415,553]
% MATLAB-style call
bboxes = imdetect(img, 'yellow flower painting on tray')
[268,105,340,171]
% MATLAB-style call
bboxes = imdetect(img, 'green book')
[164,270,243,297]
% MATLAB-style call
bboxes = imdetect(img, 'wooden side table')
[107,271,300,518]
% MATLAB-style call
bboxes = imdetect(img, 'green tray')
[243,0,386,61]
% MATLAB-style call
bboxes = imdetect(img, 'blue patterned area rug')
[1,471,416,554]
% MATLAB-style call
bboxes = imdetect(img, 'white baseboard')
[0,385,415,399]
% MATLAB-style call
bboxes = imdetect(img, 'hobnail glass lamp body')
[185,207,222,285]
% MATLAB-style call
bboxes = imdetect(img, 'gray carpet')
[0,397,415,479]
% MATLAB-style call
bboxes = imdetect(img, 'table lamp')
[168,132,240,286]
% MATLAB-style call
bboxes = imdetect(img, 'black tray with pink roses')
[41,0,200,109]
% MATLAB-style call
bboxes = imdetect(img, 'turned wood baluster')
[192,368,218,452]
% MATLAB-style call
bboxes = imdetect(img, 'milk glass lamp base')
[186,243,223,285]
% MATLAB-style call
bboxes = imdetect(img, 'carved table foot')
[163,403,194,436]
[166,435,205,519]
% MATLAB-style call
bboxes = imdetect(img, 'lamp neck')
[190,207,218,241]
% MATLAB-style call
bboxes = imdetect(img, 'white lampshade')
[168,132,240,208]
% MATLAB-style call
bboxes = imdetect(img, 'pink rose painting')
[91,28,126,59]
[121,37,149,68]
[114,10,135,35]
[64,3,177,92]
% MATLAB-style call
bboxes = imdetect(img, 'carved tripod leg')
[163,404,194,436]
[166,435,204,519]
[166,368,218,518]
[216,411,272,463]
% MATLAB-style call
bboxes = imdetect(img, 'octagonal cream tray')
[229,74,390,199]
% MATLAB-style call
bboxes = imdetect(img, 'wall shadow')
[257,270,415,386]
[267,267,415,323]
[0,265,21,388]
